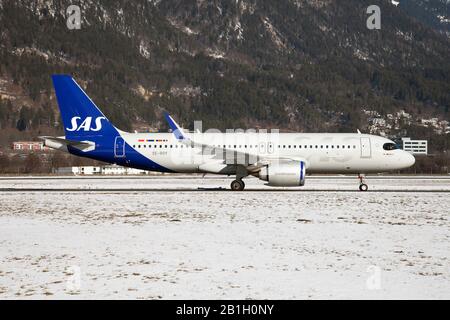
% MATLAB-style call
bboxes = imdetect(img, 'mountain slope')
[397,0,450,36]
[0,0,449,140]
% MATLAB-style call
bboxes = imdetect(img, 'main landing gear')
[230,179,245,191]
[358,174,368,191]
[230,166,248,191]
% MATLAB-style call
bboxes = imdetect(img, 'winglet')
[164,112,187,140]
[357,129,362,134]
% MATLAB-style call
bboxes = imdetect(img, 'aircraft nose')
[403,152,416,168]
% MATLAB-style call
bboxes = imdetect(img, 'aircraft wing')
[164,113,307,170]
[164,113,260,164]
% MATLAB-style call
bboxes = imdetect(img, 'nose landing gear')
[358,174,368,191]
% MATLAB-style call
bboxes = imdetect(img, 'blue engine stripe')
[300,161,304,185]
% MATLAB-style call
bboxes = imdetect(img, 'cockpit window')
[383,143,398,151]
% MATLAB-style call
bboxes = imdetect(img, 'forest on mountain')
[399,0,450,36]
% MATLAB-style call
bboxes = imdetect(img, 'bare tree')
[0,154,10,174]
[24,153,41,173]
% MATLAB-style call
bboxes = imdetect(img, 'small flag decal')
[138,138,168,142]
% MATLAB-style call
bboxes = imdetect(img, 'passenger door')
[360,137,371,158]
[114,136,125,158]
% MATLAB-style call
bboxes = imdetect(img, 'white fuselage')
[119,132,415,174]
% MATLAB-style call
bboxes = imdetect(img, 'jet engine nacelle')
[258,160,306,187]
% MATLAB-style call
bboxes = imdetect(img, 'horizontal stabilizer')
[39,136,96,152]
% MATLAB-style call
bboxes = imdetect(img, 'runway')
[1,175,449,180]
[1,188,449,193]
[0,175,449,193]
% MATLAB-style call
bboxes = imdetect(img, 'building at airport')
[401,137,428,155]
[12,141,50,151]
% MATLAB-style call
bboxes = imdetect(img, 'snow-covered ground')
[0,176,449,299]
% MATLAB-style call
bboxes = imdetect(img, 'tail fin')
[51,75,119,140]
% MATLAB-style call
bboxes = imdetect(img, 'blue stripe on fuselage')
[67,139,174,173]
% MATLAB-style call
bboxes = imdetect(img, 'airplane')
[40,75,416,191]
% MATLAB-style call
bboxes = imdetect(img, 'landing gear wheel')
[231,179,245,191]
[359,183,368,192]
